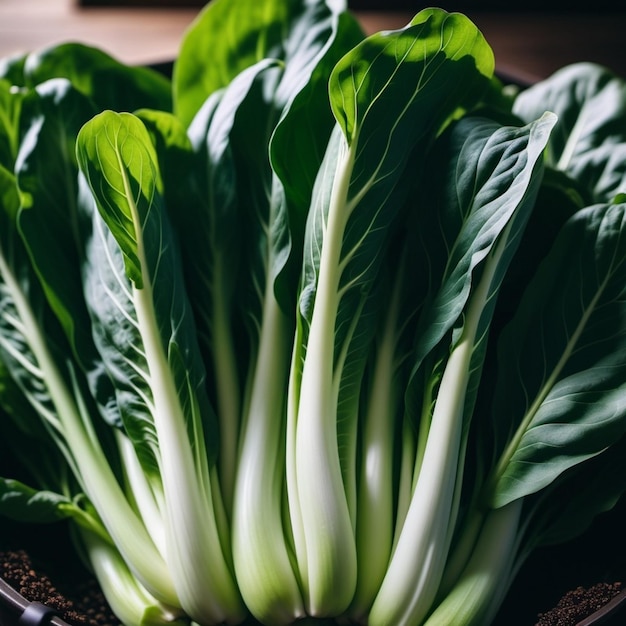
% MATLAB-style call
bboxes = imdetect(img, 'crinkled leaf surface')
[0,161,74,450]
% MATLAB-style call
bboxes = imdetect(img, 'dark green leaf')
[513,62,626,204]
[24,42,172,113]
[0,478,76,523]
[490,202,626,507]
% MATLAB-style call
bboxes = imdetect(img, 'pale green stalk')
[232,287,305,625]
[79,528,187,626]
[116,430,167,560]
[368,229,510,626]
[106,129,243,624]
[290,136,358,617]
[436,500,489,598]
[349,268,403,620]
[131,275,244,625]
[0,251,180,609]
[423,500,523,626]
[392,417,417,553]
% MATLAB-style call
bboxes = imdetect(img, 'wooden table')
[1,0,625,84]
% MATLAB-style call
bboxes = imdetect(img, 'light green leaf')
[330,8,494,147]
[173,0,363,128]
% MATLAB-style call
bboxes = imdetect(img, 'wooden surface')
[1,0,625,84]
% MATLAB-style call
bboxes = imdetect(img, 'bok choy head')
[0,4,625,626]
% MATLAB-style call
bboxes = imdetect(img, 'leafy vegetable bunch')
[0,1,625,625]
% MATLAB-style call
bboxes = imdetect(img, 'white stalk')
[132,278,244,625]
[292,137,358,617]
[350,272,403,620]
[123,152,244,623]
[232,286,305,624]
[116,430,167,560]
[423,500,523,626]
[368,227,511,626]
[79,527,187,626]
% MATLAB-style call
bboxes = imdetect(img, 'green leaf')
[490,201,626,508]
[0,357,87,498]
[0,79,23,170]
[494,166,586,330]
[0,478,78,523]
[329,8,494,147]
[0,136,177,607]
[173,0,363,128]
[528,433,626,548]
[0,52,27,87]
[75,109,208,470]
[269,9,364,307]
[513,62,626,204]
[76,111,163,290]
[173,0,290,125]
[134,107,196,225]
[0,161,70,452]
[15,79,102,372]
[406,112,558,414]
[24,42,172,113]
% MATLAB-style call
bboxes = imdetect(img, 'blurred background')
[75,0,623,7]
[1,0,625,84]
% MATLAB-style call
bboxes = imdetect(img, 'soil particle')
[0,548,119,626]
[535,581,623,626]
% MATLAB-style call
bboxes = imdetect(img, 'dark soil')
[0,516,120,626]
[535,582,622,626]
[0,548,118,626]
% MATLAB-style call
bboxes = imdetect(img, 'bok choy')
[0,1,625,625]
